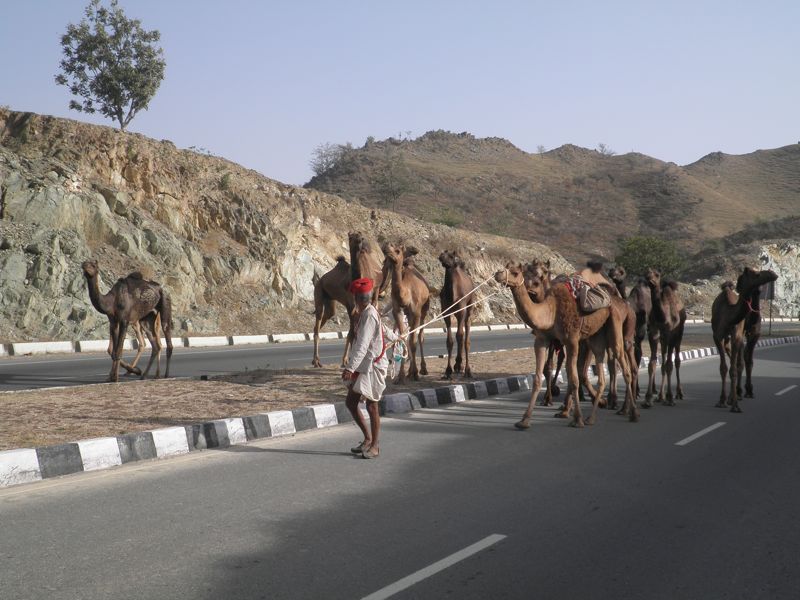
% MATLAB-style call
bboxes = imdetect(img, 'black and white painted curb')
[0,374,531,489]
[1,317,745,357]
[1,335,797,490]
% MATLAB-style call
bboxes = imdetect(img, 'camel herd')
[80,230,779,429]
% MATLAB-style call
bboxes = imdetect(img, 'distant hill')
[305,131,800,265]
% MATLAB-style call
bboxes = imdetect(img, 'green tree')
[309,142,356,177]
[615,235,687,279]
[55,0,166,131]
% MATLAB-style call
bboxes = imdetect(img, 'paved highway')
[1,322,776,392]
[1,343,798,599]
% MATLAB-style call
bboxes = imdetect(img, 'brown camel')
[495,263,636,429]
[381,242,431,382]
[525,262,637,414]
[82,261,173,382]
[711,267,778,412]
[523,260,564,406]
[439,250,475,379]
[311,232,385,368]
[643,268,686,406]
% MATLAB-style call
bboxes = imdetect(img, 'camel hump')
[127,271,144,280]
[664,280,679,291]
[336,255,347,263]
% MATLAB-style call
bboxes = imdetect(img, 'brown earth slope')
[306,131,800,263]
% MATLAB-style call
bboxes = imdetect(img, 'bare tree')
[537,144,547,155]
[597,142,616,156]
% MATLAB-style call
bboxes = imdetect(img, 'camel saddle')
[555,274,612,313]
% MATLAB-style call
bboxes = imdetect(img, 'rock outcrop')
[0,110,568,342]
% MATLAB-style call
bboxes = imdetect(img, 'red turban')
[349,277,374,295]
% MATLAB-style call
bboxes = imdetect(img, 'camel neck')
[648,283,667,323]
[508,283,553,331]
[86,275,114,316]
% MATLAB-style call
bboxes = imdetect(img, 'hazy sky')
[3,1,798,186]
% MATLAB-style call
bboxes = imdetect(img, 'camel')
[523,260,564,406]
[740,271,776,398]
[711,267,778,412]
[439,250,474,379]
[495,263,636,429]
[311,232,385,368]
[525,262,637,414]
[608,266,648,402]
[82,260,173,382]
[380,242,431,382]
[643,268,686,406]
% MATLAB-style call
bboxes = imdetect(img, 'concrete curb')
[1,336,798,489]
[6,318,798,356]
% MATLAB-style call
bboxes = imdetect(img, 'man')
[342,277,395,459]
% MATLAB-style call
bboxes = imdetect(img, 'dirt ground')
[0,349,537,451]
[1,327,795,451]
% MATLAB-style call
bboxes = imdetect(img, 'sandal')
[351,441,371,454]
[362,447,380,459]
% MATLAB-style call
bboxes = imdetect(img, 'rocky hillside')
[0,110,573,343]
[306,131,800,264]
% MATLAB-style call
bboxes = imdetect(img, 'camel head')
[494,262,524,288]
[523,260,550,302]
[735,267,777,295]
[644,268,662,289]
[81,260,99,279]
[382,242,417,269]
[439,250,457,269]
[348,231,366,252]
[608,265,626,284]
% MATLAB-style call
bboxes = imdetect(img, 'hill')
[0,110,567,342]
[306,131,800,264]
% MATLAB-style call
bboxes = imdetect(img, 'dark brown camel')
[439,250,475,379]
[495,263,636,429]
[82,260,173,382]
[311,232,384,368]
[608,266,649,402]
[740,270,775,398]
[711,267,778,412]
[381,242,431,383]
[643,269,686,406]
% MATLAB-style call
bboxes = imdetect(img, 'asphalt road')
[1,343,798,599]
[1,322,798,392]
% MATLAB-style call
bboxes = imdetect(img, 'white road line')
[776,385,797,396]
[675,422,726,446]
[361,534,507,600]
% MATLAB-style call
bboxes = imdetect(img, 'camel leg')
[644,333,659,406]
[729,342,743,412]
[552,346,564,398]
[516,340,547,429]
[743,334,757,398]
[393,309,408,384]
[562,340,584,428]
[123,322,145,375]
[463,319,472,379]
[660,343,676,406]
[606,355,618,411]
[418,304,429,376]
[715,339,729,407]
[312,298,334,368]
[542,345,555,407]
[584,342,607,426]
[140,314,161,379]
[110,320,128,383]
[443,314,454,379]
[454,317,465,375]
